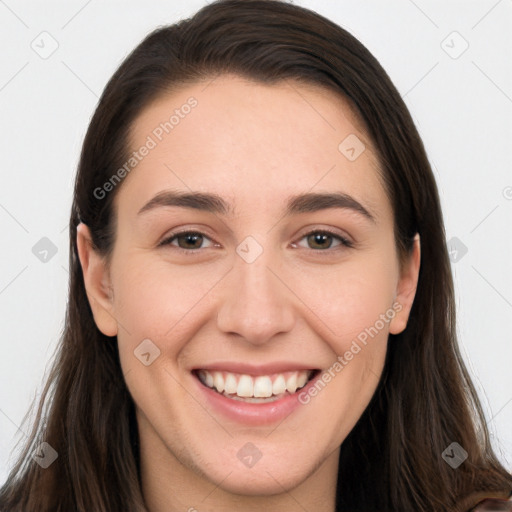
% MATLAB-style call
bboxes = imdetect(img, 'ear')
[76,223,118,337]
[389,234,421,335]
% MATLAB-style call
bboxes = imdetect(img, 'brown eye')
[176,233,204,249]
[307,232,335,250]
[160,231,214,251]
[295,230,352,251]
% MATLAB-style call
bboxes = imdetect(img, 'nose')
[215,247,296,346]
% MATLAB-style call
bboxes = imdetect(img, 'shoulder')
[469,495,512,511]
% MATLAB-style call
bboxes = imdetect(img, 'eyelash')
[158,228,354,254]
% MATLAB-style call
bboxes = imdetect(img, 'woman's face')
[78,76,419,503]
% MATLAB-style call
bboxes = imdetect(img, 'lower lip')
[193,371,321,426]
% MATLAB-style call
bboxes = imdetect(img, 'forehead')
[116,75,390,224]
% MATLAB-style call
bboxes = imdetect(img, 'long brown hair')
[1,1,510,510]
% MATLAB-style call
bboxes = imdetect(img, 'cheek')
[110,255,227,354]
[110,244,398,368]
[290,253,398,344]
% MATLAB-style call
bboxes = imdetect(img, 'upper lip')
[192,362,320,376]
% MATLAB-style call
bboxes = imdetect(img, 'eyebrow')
[137,190,376,222]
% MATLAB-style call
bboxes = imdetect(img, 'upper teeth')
[197,369,312,398]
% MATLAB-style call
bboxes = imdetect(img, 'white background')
[1,0,511,483]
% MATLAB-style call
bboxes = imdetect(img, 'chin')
[197,447,317,497]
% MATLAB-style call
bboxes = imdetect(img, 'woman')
[1,1,511,510]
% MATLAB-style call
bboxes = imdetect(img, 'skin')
[77,75,420,512]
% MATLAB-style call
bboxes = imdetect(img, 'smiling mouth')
[193,369,321,403]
